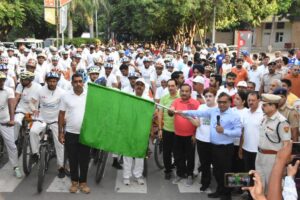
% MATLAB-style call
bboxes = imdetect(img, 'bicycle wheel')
[22,135,33,175]
[0,135,4,159]
[95,151,108,184]
[17,128,25,157]
[143,157,148,177]
[154,137,164,169]
[37,146,47,193]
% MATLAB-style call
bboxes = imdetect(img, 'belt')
[258,147,277,154]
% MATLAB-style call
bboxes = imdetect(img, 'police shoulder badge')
[283,126,290,133]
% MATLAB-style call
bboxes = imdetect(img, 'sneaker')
[57,167,65,178]
[112,159,123,170]
[172,176,183,184]
[14,167,22,178]
[79,182,91,194]
[185,176,193,186]
[136,177,145,185]
[123,178,130,185]
[69,181,79,193]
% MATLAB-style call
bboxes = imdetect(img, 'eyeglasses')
[205,95,214,98]
[217,101,228,104]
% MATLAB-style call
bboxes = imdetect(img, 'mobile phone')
[292,142,300,155]
[224,173,254,188]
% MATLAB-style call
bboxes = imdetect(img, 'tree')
[0,1,25,41]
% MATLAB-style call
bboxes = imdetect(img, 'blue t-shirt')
[216,54,225,66]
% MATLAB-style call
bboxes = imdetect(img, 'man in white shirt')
[0,64,15,89]
[25,59,44,85]
[123,78,151,186]
[30,72,66,178]
[103,63,118,88]
[248,61,263,91]
[59,50,72,72]
[14,71,42,142]
[0,72,22,178]
[139,58,155,85]
[58,73,90,194]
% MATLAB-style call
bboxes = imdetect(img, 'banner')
[44,8,56,25]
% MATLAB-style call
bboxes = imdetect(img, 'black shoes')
[207,191,220,198]
[165,172,172,180]
[112,158,123,170]
[31,153,39,164]
[57,167,65,178]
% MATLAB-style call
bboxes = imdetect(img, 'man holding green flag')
[80,78,155,185]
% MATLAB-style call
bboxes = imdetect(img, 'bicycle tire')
[154,137,164,169]
[143,157,148,177]
[95,151,108,184]
[37,146,47,193]
[0,135,4,159]
[22,135,33,175]
[17,128,25,157]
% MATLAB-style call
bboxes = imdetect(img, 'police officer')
[273,88,300,142]
[255,94,291,190]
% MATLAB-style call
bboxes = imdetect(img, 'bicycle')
[37,121,57,193]
[95,149,109,184]
[153,135,164,170]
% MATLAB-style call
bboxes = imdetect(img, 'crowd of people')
[0,41,300,199]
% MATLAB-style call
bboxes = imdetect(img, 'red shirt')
[171,98,200,136]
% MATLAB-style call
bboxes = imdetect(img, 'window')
[277,22,285,29]
[265,23,272,29]
[275,32,284,42]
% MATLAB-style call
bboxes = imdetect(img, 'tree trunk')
[67,15,73,39]
[268,15,276,52]
[86,15,94,38]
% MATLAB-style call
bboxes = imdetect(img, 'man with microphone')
[173,92,242,200]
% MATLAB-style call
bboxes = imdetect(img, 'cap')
[193,76,205,85]
[104,63,113,68]
[145,49,150,53]
[89,45,95,49]
[241,50,249,56]
[160,75,170,82]
[261,93,281,104]
[49,46,58,52]
[237,81,248,88]
[128,72,140,78]
[74,53,82,59]
[37,53,47,59]
[273,87,287,96]
[61,50,68,55]
[0,71,6,79]
[24,48,30,53]
[119,50,125,54]
[136,78,146,85]
[183,53,189,57]
[204,65,213,71]
[51,55,60,61]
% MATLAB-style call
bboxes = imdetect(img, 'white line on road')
[0,159,24,192]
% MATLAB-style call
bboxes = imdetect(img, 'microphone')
[217,115,220,126]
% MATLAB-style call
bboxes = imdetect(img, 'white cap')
[136,78,146,85]
[193,76,205,85]
[237,81,248,87]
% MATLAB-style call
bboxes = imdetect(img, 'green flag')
[80,83,155,158]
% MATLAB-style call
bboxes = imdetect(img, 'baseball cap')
[136,78,146,85]
[193,76,205,85]
[273,87,287,96]
[237,81,248,88]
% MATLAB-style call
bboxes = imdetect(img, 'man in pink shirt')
[169,84,200,186]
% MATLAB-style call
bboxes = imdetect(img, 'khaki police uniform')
[255,94,291,189]
[279,103,300,129]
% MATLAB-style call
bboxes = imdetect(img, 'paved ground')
[0,144,241,200]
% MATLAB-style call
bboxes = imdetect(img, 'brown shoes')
[69,181,79,193]
[79,182,91,194]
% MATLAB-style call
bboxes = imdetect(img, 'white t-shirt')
[154,86,167,101]
[139,65,155,85]
[104,73,118,88]
[120,75,130,90]
[59,90,87,134]
[242,107,264,152]
[0,86,15,123]
[195,104,217,142]
[248,68,263,91]
[4,76,15,89]
[16,82,42,113]
[232,107,248,145]
[33,86,65,123]
[221,63,232,81]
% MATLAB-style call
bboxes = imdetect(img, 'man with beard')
[30,72,66,177]
[260,61,282,94]
[217,72,237,103]
[58,73,90,193]
[209,74,222,91]
[231,58,248,86]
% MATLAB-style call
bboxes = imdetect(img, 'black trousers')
[243,149,257,172]
[65,132,90,183]
[174,135,195,177]
[232,145,245,173]
[162,129,175,173]
[212,143,234,196]
[197,140,212,187]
